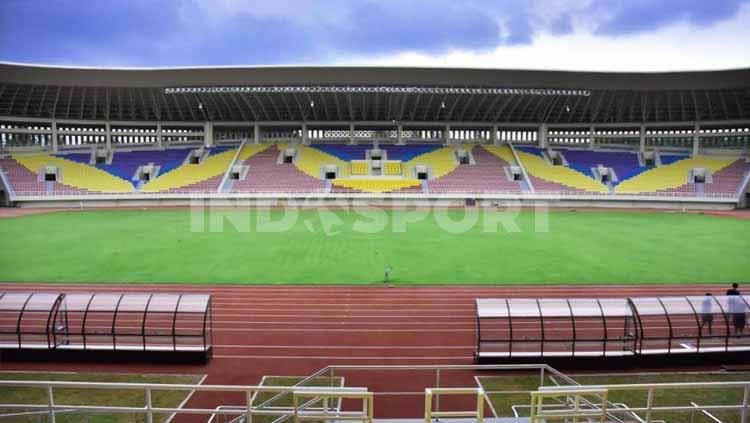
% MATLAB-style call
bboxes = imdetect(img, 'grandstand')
[0,63,748,208]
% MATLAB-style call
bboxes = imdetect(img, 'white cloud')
[338,3,750,71]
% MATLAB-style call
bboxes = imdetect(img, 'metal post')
[145,388,153,423]
[742,385,749,423]
[435,369,441,416]
[645,388,654,423]
[247,390,253,423]
[476,390,484,423]
[540,367,546,387]
[47,386,56,423]
[424,390,432,423]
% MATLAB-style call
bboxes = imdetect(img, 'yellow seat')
[334,179,421,193]
[383,162,402,175]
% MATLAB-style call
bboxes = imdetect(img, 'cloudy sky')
[1,0,749,71]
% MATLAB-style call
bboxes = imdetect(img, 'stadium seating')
[428,145,523,194]
[557,148,647,182]
[383,162,402,176]
[615,156,737,196]
[403,146,459,178]
[62,148,193,185]
[380,144,443,161]
[1,144,747,199]
[514,147,609,194]
[331,179,422,193]
[310,144,370,161]
[232,144,327,193]
[293,144,351,179]
[140,146,237,193]
[351,162,369,175]
[10,154,133,193]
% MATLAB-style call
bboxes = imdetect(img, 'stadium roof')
[1,63,749,124]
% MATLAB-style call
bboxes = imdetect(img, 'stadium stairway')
[11,154,134,193]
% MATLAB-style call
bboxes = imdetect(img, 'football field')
[0,208,747,285]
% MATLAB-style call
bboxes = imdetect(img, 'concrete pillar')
[491,125,499,146]
[349,123,356,145]
[301,123,309,145]
[155,123,163,149]
[396,124,404,145]
[203,122,213,147]
[639,124,646,153]
[693,122,701,156]
[589,125,595,149]
[538,124,548,149]
[105,122,113,151]
[254,123,260,144]
[51,120,59,153]
[443,125,451,146]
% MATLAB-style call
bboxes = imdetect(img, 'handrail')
[0,381,370,423]
[424,387,484,423]
[218,138,246,193]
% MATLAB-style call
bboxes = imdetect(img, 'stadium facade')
[0,62,749,208]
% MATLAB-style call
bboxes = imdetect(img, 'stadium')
[1,27,750,423]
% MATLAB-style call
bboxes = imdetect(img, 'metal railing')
[424,388,484,423]
[0,380,370,423]
[535,381,750,423]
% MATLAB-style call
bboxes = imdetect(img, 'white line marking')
[213,355,472,360]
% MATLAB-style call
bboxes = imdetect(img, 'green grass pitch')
[0,208,748,285]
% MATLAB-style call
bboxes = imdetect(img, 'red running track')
[0,283,730,420]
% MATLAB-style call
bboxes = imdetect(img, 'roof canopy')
[1,63,748,124]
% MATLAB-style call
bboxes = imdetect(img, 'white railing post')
[145,388,153,423]
[47,386,55,423]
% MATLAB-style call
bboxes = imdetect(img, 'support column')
[105,122,113,151]
[538,124,548,149]
[254,123,260,144]
[589,125,595,149]
[443,125,451,146]
[301,123,309,145]
[396,124,404,145]
[156,122,164,148]
[51,120,59,153]
[349,123,356,145]
[693,122,701,156]
[203,122,213,147]
[639,124,646,153]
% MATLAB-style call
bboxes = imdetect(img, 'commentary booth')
[475,296,750,367]
[0,292,212,363]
